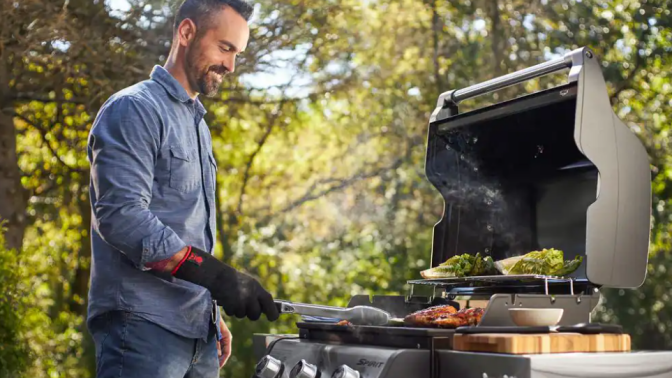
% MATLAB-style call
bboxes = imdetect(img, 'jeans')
[89,311,219,378]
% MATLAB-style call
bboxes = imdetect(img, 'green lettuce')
[438,253,474,277]
[420,249,582,279]
[554,255,584,276]
[495,248,582,276]
[470,253,496,276]
[421,252,497,278]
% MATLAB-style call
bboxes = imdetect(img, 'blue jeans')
[89,311,219,378]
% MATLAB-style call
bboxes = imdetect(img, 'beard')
[185,44,228,98]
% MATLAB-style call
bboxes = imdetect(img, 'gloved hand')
[172,246,279,321]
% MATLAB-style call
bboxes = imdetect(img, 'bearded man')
[86,1,279,377]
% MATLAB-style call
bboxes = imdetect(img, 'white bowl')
[508,308,564,327]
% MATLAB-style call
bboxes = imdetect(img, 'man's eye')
[219,46,230,53]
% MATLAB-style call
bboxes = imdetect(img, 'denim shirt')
[87,66,221,341]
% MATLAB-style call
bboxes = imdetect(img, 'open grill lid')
[425,47,651,289]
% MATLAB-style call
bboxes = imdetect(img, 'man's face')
[184,7,250,97]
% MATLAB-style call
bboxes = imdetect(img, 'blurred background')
[1,0,671,376]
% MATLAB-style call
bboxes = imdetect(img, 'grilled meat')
[404,305,484,328]
[403,305,457,327]
[336,320,352,326]
[433,307,484,328]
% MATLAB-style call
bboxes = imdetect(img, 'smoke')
[437,134,535,259]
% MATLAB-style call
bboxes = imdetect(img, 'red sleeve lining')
[171,246,192,276]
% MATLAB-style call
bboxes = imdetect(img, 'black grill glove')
[172,246,280,321]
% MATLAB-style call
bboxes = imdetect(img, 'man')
[86,0,279,377]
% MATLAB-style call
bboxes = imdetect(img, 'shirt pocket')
[169,145,200,193]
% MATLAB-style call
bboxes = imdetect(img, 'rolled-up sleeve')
[88,95,186,270]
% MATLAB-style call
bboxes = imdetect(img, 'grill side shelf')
[478,292,600,327]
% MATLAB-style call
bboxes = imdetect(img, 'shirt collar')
[150,65,193,104]
[150,65,207,116]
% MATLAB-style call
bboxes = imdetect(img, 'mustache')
[208,65,229,75]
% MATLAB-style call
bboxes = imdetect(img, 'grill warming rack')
[407,274,582,299]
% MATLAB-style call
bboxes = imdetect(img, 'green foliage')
[18,220,90,378]
[0,224,29,377]
[1,0,672,377]
[595,249,672,349]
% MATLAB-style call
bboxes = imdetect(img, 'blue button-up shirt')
[87,66,220,340]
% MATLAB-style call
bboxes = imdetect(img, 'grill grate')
[407,275,591,298]
[408,274,572,286]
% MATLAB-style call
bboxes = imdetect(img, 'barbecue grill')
[252,47,672,378]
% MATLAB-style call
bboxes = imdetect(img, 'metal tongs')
[275,300,393,326]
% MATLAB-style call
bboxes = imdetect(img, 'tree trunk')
[487,0,506,77]
[430,0,444,97]
[216,174,236,264]
[71,176,96,377]
[0,52,28,251]
[70,174,92,315]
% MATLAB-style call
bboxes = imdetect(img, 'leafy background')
[0,0,671,376]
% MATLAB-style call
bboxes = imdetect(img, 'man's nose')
[223,56,235,74]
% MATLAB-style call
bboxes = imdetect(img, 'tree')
[2,0,170,375]
[0,224,29,377]
[2,0,671,377]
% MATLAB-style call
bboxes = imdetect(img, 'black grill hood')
[424,47,651,289]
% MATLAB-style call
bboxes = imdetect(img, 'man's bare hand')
[216,317,232,368]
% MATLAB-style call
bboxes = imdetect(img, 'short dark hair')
[173,0,253,35]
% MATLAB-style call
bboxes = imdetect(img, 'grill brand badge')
[356,359,384,369]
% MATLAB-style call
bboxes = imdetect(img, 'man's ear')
[177,18,198,47]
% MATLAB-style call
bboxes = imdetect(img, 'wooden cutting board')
[453,333,631,354]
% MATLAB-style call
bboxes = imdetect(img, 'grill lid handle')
[430,47,591,122]
[451,53,573,104]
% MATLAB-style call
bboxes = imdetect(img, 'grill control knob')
[331,365,360,378]
[289,359,320,378]
[254,355,283,378]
